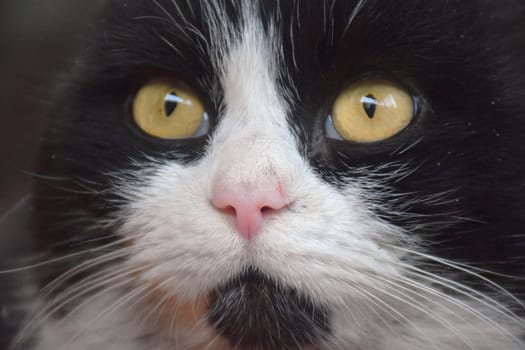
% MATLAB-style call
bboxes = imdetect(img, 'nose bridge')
[208,130,298,239]
[211,21,294,189]
[212,132,289,190]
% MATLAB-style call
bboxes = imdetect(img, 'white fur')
[27,4,525,350]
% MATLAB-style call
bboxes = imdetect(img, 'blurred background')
[0,0,97,214]
[1,3,100,343]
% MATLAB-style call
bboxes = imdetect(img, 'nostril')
[222,205,236,216]
[260,206,275,215]
[261,205,287,217]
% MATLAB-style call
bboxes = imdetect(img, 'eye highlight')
[133,79,209,139]
[327,81,416,143]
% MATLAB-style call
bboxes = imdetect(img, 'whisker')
[402,267,525,336]
[63,282,159,348]
[337,284,400,336]
[394,274,525,346]
[0,247,118,275]
[137,278,178,330]
[394,246,525,309]
[42,237,147,295]
[54,270,146,325]
[370,255,525,346]
[0,231,143,276]
[45,262,147,307]
[18,170,69,182]
[168,300,185,347]
[13,269,141,348]
[0,196,30,223]
[368,274,480,349]
[389,247,525,322]
[202,332,225,350]
[353,285,440,350]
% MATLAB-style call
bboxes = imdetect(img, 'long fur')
[2,0,525,349]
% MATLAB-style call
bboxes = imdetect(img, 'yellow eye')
[329,81,415,143]
[133,79,209,139]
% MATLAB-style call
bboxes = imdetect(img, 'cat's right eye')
[133,79,209,139]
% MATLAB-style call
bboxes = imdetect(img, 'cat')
[1,0,525,349]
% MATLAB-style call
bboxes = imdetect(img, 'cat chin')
[207,267,330,349]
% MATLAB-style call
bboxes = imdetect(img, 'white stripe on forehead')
[201,5,305,197]
[221,25,284,125]
[204,3,292,137]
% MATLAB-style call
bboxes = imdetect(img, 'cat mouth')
[207,267,330,350]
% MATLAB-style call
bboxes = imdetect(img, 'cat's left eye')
[133,78,209,139]
[326,81,417,143]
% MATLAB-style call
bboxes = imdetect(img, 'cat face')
[30,0,525,349]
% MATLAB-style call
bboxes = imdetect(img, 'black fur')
[4,0,523,348]
[207,268,330,349]
[0,200,36,349]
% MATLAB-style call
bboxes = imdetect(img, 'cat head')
[32,0,525,348]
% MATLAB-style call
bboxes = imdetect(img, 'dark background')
[0,0,97,214]
[1,4,99,343]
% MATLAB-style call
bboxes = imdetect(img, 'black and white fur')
[2,0,525,349]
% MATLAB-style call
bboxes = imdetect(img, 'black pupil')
[164,92,179,116]
[362,94,377,119]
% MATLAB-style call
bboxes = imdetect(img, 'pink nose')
[211,185,288,240]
